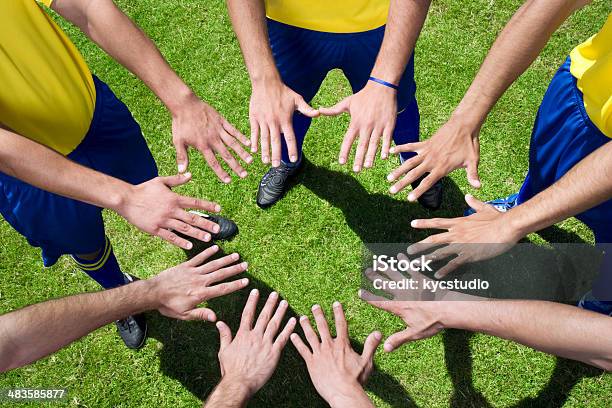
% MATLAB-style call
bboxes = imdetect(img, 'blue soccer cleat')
[464,193,519,216]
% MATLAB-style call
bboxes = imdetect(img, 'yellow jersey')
[265,0,389,33]
[0,0,95,155]
[570,13,612,138]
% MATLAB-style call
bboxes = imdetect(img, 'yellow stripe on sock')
[73,236,109,268]
[73,237,112,271]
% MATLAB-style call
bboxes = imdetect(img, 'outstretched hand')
[215,289,297,398]
[387,116,481,201]
[149,245,249,321]
[408,194,523,278]
[113,173,223,249]
[291,302,379,408]
[249,78,319,167]
[172,97,252,183]
[359,289,453,352]
[320,82,397,172]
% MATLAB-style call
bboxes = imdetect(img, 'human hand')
[172,96,252,183]
[408,194,523,278]
[214,289,297,398]
[249,78,319,167]
[319,81,397,172]
[113,173,222,250]
[148,245,249,321]
[359,289,455,352]
[290,303,380,408]
[387,114,481,201]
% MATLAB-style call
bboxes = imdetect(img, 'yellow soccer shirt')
[0,0,95,155]
[570,13,612,138]
[265,0,389,33]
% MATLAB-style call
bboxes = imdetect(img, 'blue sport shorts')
[0,75,158,266]
[517,57,611,244]
[267,19,420,162]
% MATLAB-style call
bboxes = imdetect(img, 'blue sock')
[282,154,303,169]
[72,237,129,289]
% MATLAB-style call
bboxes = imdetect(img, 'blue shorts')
[517,57,612,244]
[0,76,158,267]
[267,19,420,162]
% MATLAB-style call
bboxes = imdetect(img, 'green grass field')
[1,0,611,406]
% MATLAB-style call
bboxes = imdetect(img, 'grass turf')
[1,0,611,406]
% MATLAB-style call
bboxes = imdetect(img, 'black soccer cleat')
[256,159,305,208]
[114,274,147,350]
[173,211,239,244]
[411,173,444,210]
[187,211,239,241]
[116,313,147,350]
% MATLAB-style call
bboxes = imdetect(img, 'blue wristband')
[368,76,399,90]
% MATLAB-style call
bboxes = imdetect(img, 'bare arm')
[225,0,277,86]
[0,246,249,372]
[52,0,193,120]
[204,380,251,408]
[409,139,612,278]
[51,0,252,180]
[226,0,318,166]
[0,127,222,250]
[0,127,130,210]
[372,0,431,87]
[365,297,612,371]
[447,301,612,370]
[453,0,590,124]
[508,140,612,237]
[389,0,592,200]
[0,280,153,372]
[320,0,432,171]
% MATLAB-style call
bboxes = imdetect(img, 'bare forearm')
[204,378,251,408]
[0,128,131,211]
[508,141,612,236]
[443,301,612,370]
[371,0,431,84]
[454,0,590,125]
[0,280,156,372]
[52,0,195,116]
[328,387,375,408]
[226,0,279,83]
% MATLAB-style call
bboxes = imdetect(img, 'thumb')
[161,172,192,188]
[466,159,481,188]
[185,307,217,322]
[361,331,383,362]
[359,290,397,313]
[174,141,189,174]
[359,289,389,302]
[465,194,489,213]
[216,321,233,350]
[383,328,418,352]
[319,98,349,117]
[295,96,319,118]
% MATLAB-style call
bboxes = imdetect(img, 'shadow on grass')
[512,358,602,407]
[537,225,588,245]
[148,248,417,407]
[300,157,467,244]
[442,330,603,408]
[297,159,605,407]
